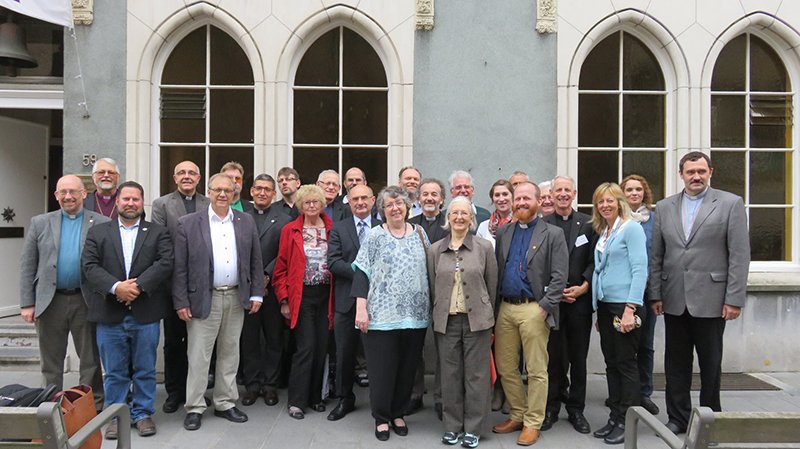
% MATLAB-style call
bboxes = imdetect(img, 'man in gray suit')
[151,160,210,413]
[491,181,569,446]
[649,151,750,434]
[173,173,264,431]
[20,174,108,406]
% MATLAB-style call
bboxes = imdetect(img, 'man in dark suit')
[449,170,491,229]
[151,160,211,413]
[326,184,380,421]
[492,181,568,446]
[318,169,351,221]
[649,151,750,434]
[173,173,265,431]
[541,176,595,434]
[274,167,300,219]
[409,178,449,244]
[20,175,107,407]
[82,181,173,438]
[84,158,121,219]
[240,174,291,407]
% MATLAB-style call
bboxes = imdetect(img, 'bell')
[0,19,38,68]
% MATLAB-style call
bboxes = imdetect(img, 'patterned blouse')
[302,226,330,285]
[352,224,431,331]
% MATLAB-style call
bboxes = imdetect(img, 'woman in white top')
[475,179,514,248]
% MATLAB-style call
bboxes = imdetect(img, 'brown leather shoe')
[135,417,157,437]
[517,426,540,446]
[492,419,524,434]
[104,418,118,440]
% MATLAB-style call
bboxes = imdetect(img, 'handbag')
[53,385,102,449]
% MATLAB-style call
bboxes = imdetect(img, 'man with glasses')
[85,158,121,219]
[317,169,351,221]
[173,173,264,431]
[221,161,252,212]
[449,170,491,226]
[274,167,300,219]
[20,174,108,408]
[151,161,210,413]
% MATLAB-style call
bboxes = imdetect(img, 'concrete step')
[0,323,38,349]
[0,346,40,371]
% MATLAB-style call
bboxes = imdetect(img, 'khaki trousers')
[495,301,550,428]
[185,289,244,414]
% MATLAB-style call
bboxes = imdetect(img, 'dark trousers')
[546,303,592,415]
[597,302,642,422]
[638,297,657,398]
[333,304,360,401]
[664,310,725,428]
[162,311,188,401]
[240,292,284,393]
[363,327,426,424]
[288,285,330,409]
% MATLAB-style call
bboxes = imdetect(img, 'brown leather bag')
[54,385,102,449]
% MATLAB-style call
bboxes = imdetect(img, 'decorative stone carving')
[536,0,557,34]
[72,0,93,25]
[416,0,434,31]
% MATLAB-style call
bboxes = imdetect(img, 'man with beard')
[409,178,449,243]
[82,181,173,438]
[399,166,423,217]
[274,167,301,219]
[538,181,555,217]
[85,158,121,220]
[492,181,568,446]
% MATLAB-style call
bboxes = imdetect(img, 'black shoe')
[435,402,443,421]
[183,413,202,431]
[214,407,248,423]
[541,411,558,431]
[665,421,686,435]
[356,373,369,387]
[568,412,591,434]
[263,389,279,406]
[327,399,355,421]
[375,424,390,441]
[162,395,183,414]
[311,402,326,412]
[391,419,408,436]
[641,397,660,415]
[407,396,423,414]
[603,423,625,445]
[593,419,617,438]
[241,390,259,406]
[206,373,215,390]
[204,396,212,406]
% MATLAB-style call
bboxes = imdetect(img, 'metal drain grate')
[652,373,780,391]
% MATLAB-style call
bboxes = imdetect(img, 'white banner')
[0,0,73,28]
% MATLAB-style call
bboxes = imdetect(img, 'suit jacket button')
[468,308,472,312]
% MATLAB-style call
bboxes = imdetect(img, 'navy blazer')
[327,214,381,313]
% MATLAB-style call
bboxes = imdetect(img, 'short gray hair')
[551,175,575,190]
[317,169,340,184]
[419,178,446,202]
[92,157,118,173]
[376,185,411,212]
[448,170,473,188]
[442,196,476,231]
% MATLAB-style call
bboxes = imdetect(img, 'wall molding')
[72,0,93,25]
[536,0,557,33]
[416,0,434,30]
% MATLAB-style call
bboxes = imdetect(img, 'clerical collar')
[183,194,194,201]
[557,211,573,221]
[61,209,84,220]
[517,218,538,229]
[683,186,709,200]
[101,195,112,201]
[255,206,271,215]
[424,214,438,222]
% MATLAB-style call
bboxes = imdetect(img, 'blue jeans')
[96,315,160,422]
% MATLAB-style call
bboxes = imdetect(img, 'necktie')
[358,220,367,244]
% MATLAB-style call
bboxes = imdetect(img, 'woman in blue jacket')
[590,182,648,445]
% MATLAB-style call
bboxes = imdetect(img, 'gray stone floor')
[2,369,799,449]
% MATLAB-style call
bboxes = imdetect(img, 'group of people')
[19,151,749,447]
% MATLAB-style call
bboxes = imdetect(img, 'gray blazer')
[495,219,569,330]
[151,190,210,240]
[428,234,497,335]
[172,206,264,319]
[648,187,750,318]
[20,208,110,317]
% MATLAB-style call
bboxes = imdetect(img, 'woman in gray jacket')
[428,196,498,448]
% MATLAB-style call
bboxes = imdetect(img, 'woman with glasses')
[352,185,431,441]
[429,196,497,448]
[273,185,334,420]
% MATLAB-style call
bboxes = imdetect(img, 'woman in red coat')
[273,184,334,419]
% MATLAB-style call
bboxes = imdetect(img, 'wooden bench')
[625,405,800,449]
[0,402,130,449]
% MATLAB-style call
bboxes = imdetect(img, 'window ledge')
[747,272,800,292]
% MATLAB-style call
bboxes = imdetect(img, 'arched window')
[710,34,794,262]
[292,27,388,192]
[158,25,255,198]
[576,31,667,209]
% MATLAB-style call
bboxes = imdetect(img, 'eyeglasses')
[93,170,118,176]
[228,176,243,183]
[277,176,297,183]
[302,200,321,207]
[319,181,340,188]
[175,170,199,177]
[209,187,234,195]
[452,184,473,191]
[448,210,472,217]
[384,200,406,210]
[55,189,84,198]
[252,186,274,193]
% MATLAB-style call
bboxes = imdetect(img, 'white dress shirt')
[110,218,140,294]
[209,207,239,288]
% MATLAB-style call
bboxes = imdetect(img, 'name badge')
[575,234,589,247]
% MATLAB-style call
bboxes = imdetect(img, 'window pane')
[342,91,387,145]
[295,29,339,87]
[210,27,254,86]
[210,89,254,143]
[622,151,665,201]
[162,27,206,85]
[750,95,792,148]
[342,148,388,194]
[709,151,745,198]
[293,90,339,144]
[711,34,745,91]
[749,207,790,261]
[622,33,665,90]
[579,94,619,147]
[750,151,791,204]
[159,146,205,197]
[750,35,789,92]
[343,28,387,87]
[577,150,618,204]
[623,94,665,147]
[160,88,205,142]
[209,147,254,201]
[293,147,339,189]
[579,32,620,90]
[710,95,745,147]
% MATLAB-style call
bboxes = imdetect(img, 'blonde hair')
[590,182,632,234]
[295,184,326,214]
